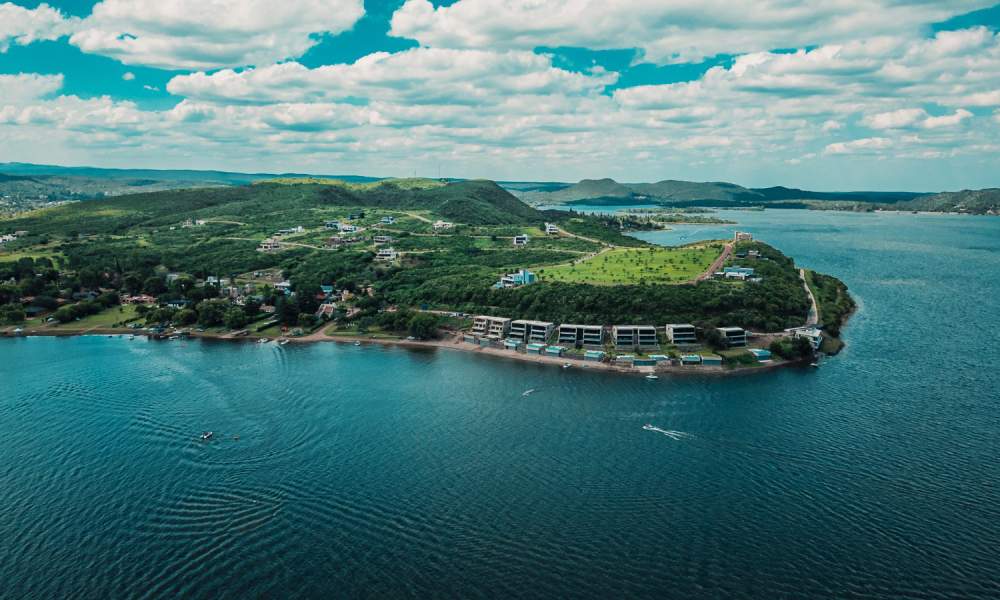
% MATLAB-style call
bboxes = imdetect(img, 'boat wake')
[521,388,537,397]
[642,424,691,440]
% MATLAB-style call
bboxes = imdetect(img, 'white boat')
[642,424,655,430]
[258,338,268,344]
[279,339,289,346]
[200,431,213,441]
[354,340,361,346]
[645,374,659,380]
[562,363,571,369]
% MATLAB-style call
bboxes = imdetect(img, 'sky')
[1,1,1000,190]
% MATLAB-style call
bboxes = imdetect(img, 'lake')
[2,209,999,598]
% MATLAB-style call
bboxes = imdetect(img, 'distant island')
[1,176,854,373]
[516,177,1000,216]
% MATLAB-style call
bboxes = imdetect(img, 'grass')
[538,244,723,285]
[49,305,140,330]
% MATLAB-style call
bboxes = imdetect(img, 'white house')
[433,220,453,230]
[380,216,396,225]
[734,231,753,241]
[376,247,398,261]
[612,325,659,349]
[513,234,529,246]
[509,319,554,343]
[258,238,281,252]
[558,324,604,347]
[665,324,698,345]
[717,326,748,347]
[544,222,559,235]
[472,315,511,339]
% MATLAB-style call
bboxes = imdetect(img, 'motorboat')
[642,424,655,430]
[201,431,214,441]
[562,363,571,369]
[279,339,289,346]
[645,374,659,380]
[354,340,361,346]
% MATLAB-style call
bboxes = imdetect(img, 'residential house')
[790,326,823,350]
[375,247,398,261]
[734,231,753,241]
[509,319,554,343]
[472,315,511,339]
[558,324,604,347]
[315,303,338,319]
[702,355,724,366]
[681,354,703,365]
[665,324,698,345]
[433,220,453,230]
[324,220,341,230]
[339,224,358,233]
[380,216,396,225]
[584,350,605,362]
[513,234,529,247]
[258,238,281,252]
[748,348,772,361]
[612,325,659,349]
[494,268,537,289]
[717,326,748,347]
[544,222,559,235]
[373,235,393,245]
[275,281,293,295]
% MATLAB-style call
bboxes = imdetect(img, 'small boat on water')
[257,338,269,344]
[810,362,819,368]
[645,374,659,380]
[201,431,214,441]
[128,334,135,340]
[562,363,571,369]
[169,335,180,340]
[279,339,289,346]
[642,424,655,430]
[354,340,361,346]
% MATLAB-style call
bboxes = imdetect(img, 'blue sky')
[1,1,1000,190]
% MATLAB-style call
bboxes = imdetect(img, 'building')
[275,281,292,295]
[373,235,393,245]
[339,224,358,233]
[681,354,702,365]
[433,220,453,230]
[376,247,398,261]
[612,325,659,349]
[258,238,281,252]
[558,324,604,347]
[513,234,529,247]
[665,324,697,345]
[702,355,723,366]
[584,350,605,362]
[526,343,545,354]
[614,354,635,365]
[380,216,396,225]
[748,348,772,361]
[315,303,338,318]
[276,226,305,235]
[472,315,511,339]
[494,269,537,289]
[509,319,554,343]
[544,222,559,235]
[734,231,753,241]
[544,346,566,357]
[324,221,340,230]
[719,266,756,281]
[790,326,823,350]
[503,339,522,350]
[717,326,748,347]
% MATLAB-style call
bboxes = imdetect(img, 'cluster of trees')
[807,271,856,336]
[769,337,816,360]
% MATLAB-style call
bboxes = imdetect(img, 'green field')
[49,304,140,330]
[538,244,723,285]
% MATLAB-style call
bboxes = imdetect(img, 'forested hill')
[6,178,546,234]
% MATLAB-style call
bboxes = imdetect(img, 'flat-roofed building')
[612,325,659,349]
[717,326,747,347]
[734,231,753,241]
[375,247,398,261]
[472,315,511,339]
[373,235,392,245]
[258,238,281,252]
[544,222,559,235]
[509,319,554,343]
[513,234,529,246]
[558,324,604,347]
[665,324,697,345]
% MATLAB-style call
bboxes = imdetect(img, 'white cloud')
[864,108,927,130]
[122,72,135,81]
[824,137,893,155]
[0,2,76,52]
[69,0,365,70]
[0,73,64,103]
[167,48,616,106]
[389,0,994,64]
[922,109,973,129]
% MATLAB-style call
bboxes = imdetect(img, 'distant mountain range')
[1,164,997,215]
[515,178,927,207]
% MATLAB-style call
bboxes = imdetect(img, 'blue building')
[494,269,538,289]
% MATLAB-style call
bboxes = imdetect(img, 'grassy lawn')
[49,304,140,330]
[0,244,65,263]
[538,244,723,285]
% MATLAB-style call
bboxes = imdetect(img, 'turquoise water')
[3,210,1000,598]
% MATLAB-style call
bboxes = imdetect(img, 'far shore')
[2,324,812,377]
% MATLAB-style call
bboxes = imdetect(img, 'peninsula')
[0,178,853,373]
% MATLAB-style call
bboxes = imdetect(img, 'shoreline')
[2,325,814,377]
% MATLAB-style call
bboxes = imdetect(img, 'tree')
[223,307,248,330]
[407,313,440,339]
[195,299,229,326]
[53,306,76,323]
[0,303,26,324]
[143,276,167,295]
[175,309,198,326]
